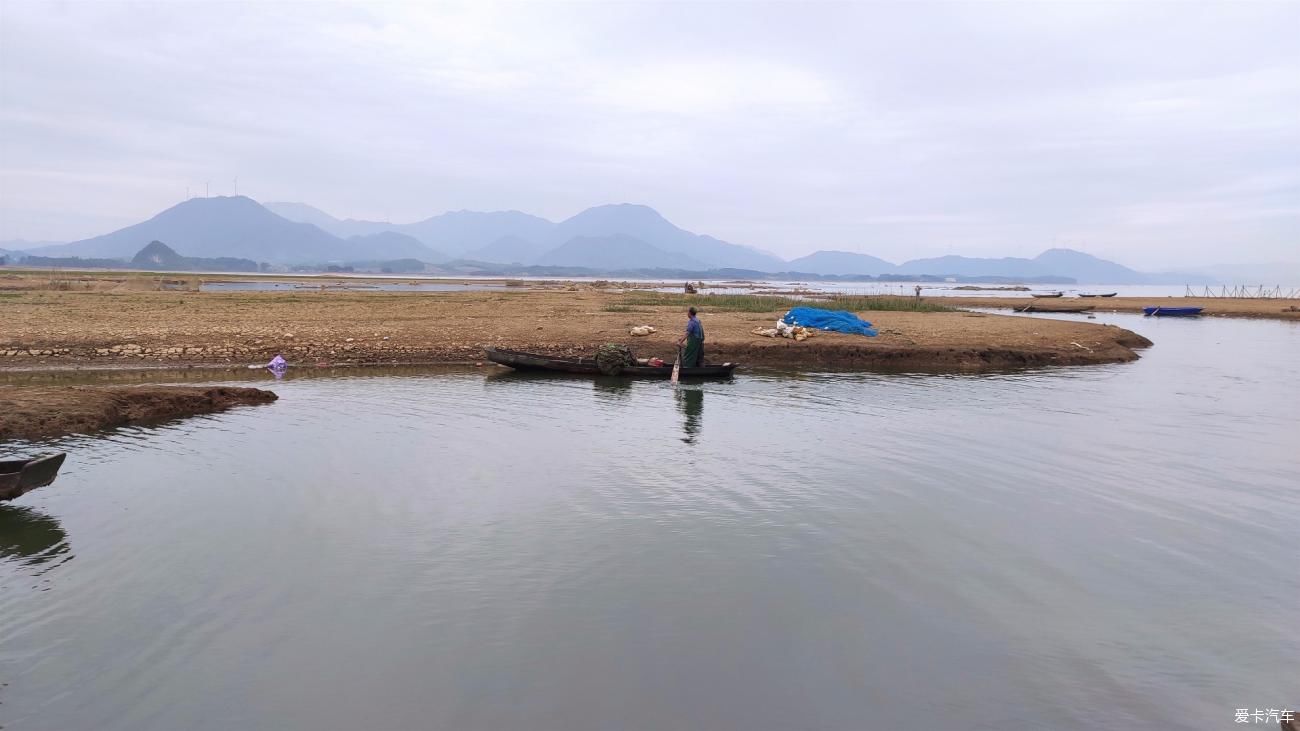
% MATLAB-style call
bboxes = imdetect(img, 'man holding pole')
[677,306,705,368]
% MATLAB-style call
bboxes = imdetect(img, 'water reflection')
[0,505,70,567]
[591,377,633,403]
[677,387,703,443]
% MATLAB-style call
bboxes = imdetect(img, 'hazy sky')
[2,1,1297,268]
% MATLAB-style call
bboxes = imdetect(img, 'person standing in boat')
[677,306,705,367]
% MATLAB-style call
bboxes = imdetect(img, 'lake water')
[656,281,1300,299]
[193,273,1300,299]
[2,313,1297,730]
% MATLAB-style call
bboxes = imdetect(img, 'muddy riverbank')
[0,385,277,440]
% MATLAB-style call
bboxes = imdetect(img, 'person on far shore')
[677,306,705,367]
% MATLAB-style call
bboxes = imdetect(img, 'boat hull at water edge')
[1143,306,1204,317]
[1018,304,1096,313]
[0,453,68,501]
[485,348,737,379]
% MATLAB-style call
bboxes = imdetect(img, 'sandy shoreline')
[0,278,1156,372]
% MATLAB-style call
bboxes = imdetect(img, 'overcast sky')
[2,1,1297,268]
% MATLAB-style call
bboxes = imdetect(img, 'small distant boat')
[1078,292,1118,298]
[1143,306,1203,317]
[485,348,737,379]
[1018,303,1096,313]
[0,453,67,502]
[1031,292,1064,298]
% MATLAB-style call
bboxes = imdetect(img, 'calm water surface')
[1,313,1297,730]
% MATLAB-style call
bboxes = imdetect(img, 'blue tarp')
[782,307,878,337]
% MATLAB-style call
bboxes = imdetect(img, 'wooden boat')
[1017,303,1096,313]
[485,348,737,378]
[1143,306,1203,317]
[1078,292,1118,298]
[1031,291,1064,298]
[0,453,67,502]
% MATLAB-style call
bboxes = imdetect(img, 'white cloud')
[591,59,838,115]
[0,0,1297,269]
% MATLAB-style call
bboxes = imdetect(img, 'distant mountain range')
[6,197,1217,283]
[786,250,897,276]
[23,197,436,263]
[264,200,786,271]
[535,234,707,270]
[893,248,1189,284]
[0,239,62,252]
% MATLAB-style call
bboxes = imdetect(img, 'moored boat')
[1031,291,1064,298]
[1078,292,1118,298]
[1143,306,1204,317]
[0,453,68,502]
[485,348,737,379]
[1017,303,1096,313]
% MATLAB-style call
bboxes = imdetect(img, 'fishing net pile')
[782,307,877,336]
[751,308,877,340]
[595,343,637,375]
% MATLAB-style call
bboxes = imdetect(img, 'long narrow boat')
[1078,292,1118,298]
[0,453,67,502]
[1017,303,1096,313]
[1143,306,1204,317]
[1031,292,1064,298]
[486,348,737,378]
